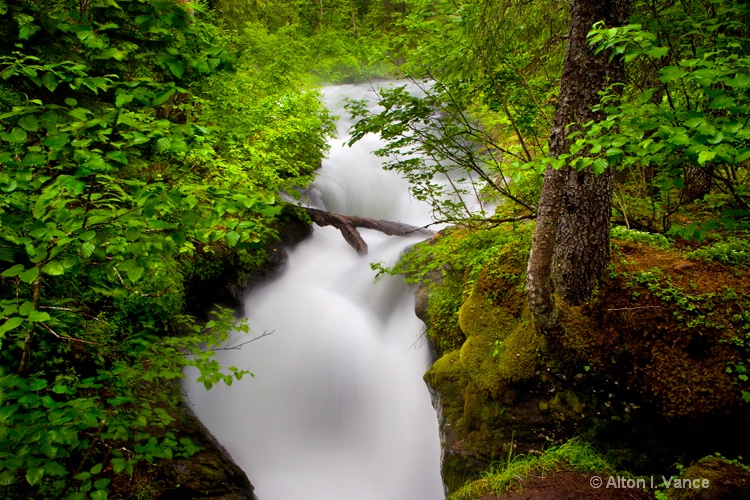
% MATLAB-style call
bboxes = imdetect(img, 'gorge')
[184,82,446,500]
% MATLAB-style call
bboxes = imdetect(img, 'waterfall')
[183,82,444,500]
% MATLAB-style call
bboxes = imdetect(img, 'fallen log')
[302,207,433,255]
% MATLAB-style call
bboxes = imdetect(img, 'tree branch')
[303,206,433,255]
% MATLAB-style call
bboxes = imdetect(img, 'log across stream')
[183,82,445,500]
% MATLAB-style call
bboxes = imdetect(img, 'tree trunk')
[303,207,433,255]
[527,0,631,328]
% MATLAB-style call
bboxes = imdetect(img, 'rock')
[667,457,750,500]
[673,261,696,272]
[153,407,256,500]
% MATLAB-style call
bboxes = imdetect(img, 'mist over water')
[184,83,445,500]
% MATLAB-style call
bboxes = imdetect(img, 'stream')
[183,82,445,500]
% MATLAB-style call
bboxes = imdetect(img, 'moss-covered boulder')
[423,238,550,492]
[666,456,750,500]
[418,227,750,494]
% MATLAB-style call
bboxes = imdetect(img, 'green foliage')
[448,439,616,500]
[686,236,750,267]
[580,0,750,235]
[347,82,539,221]
[0,0,334,497]
[345,0,571,221]
[389,221,532,354]
[611,225,672,249]
[394,220,533,286]
[0,308,247,498]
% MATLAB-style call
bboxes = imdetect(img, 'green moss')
[426,273,467,356]
[495,321,544,382]
[427,350,467,399]
[458,290,513,339]
[459,335,506,397]
[540,390,587,420]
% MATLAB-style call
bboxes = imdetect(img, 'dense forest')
[1,0,749,498]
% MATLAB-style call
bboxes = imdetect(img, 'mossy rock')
[667,457,750,500]
[459,334,506,397]
[496,320,545,382]
[426,349,468,412]
[474,245,529,315]
[458,289,513,340]
[540,390,587,421]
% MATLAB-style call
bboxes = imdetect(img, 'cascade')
[184,82,444,500]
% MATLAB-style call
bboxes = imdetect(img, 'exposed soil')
[481,471,656,500]
[613,240,749,294]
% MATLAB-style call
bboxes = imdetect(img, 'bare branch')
[217,330,275,350]
[40,322,100,345]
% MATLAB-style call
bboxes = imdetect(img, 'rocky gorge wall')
[413,226,750,496]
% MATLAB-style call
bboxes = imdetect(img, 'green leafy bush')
[687,237,750,267]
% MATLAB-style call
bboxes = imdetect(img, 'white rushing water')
[184,82,445,500]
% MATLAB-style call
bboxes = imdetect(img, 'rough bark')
[303,207,433,255]
[682,164,714,203]
[527,0,631,327]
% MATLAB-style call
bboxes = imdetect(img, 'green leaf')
[225,231,240,247]
[27,310,51,322]
[156,137,171,152]
[110,458,127,474]
[152,88,176,106]
[19,266,40,284]
[43,461,68,476]
[106,151,128,165]
[81,242,95,258]
[42,261,65,276]
[19,301,35,316]
[126,266,144,283]
[1,264,25,277]
[591,158,608,175]
[725,73,750,89]
[21,151,47,166]
[79,230,96,241]
[25,466,44,486]
[168,60,185,78]
[94,478,110,489]
[90,463,103,475]
[115,93,133,108]
[43,133,71,148]
[91,489,107,500]
[0,470,15,485]
[659,66,686,83]
[0,316,24,334]
[41,72,59,92]
[645,46,669,59]
[697,150,716,165]
[1,127,28,143]
[18,114,39,132]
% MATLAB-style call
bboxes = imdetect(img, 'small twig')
[409,213,537,233]
[40,322,100,345]
[216,330,275,350]
[38,305,101,321]
[606,305,663,311]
